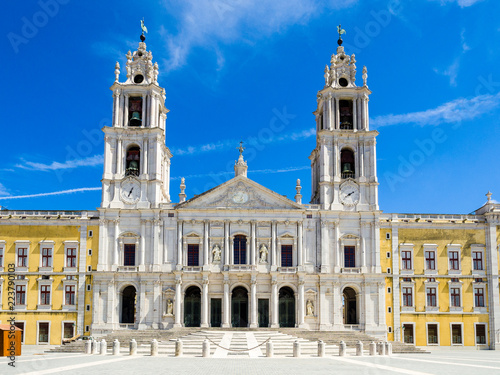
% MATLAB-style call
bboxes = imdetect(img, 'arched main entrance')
[231,287,248,327]
[184,286,201,327]
[343,287,358,325]
[121,285,136,324]
[279,287,295,327]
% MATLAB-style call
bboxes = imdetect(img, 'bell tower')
[309,31,378,211]
[101,33,172,209]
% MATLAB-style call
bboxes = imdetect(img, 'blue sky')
[1,0,499,214]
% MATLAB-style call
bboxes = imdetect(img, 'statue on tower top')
[140,18,148,42]
[337,24,346,46]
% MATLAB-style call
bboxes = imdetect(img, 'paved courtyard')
[1,347,499,375]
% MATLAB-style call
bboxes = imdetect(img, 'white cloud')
[171,165,309,181]
[0,183,9,197]
[434,58,460,86]
[0,187,101,201]
[160,0,357,71]
[371,92,500,128]
[431,0,484,7]
[16,154,104,171]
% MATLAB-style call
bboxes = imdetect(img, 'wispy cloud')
[160,0,357,71]
[172,165,309,181]
[0,187,101,200]
[430,0,484,7]
[0,183,9,197]
[371,92,500,128]
[434,58,460,86]
[16,155,104,171]
[171,128,315,156]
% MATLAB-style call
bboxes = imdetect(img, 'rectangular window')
[14,322,24,343]
[124,244,136,266]
[187,244,199,266]
[66,248,77,268]
[38,322,49,344]
[233,236,246,265]
[41,248,52,267]
[475,288,485,307]
[16,285,26,305]
[88,249,92,256]
[88,230,93,237]
[40,285,51,305]
[476,324,486,345]
[85,325,90,332]
[65,285,76,305]
[0,248,3,267]
[428,324,438,344]
[344,246,355,268]
[426,288,437,307]
[425,251,435,270]
[402,251,412,270]
[452,324,462,344]
[472,251,483,271]
[18,248,28,267]
[86,305,90,311]
[403,287,413,307]
[281,245,293,267]
[451,288,461,307]
[87,284,91,291]
[449,251,459,270]
[63,323,74,339]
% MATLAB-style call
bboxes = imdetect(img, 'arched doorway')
[279,287,295,327]
[343,287,358,325]
[231,287,248,327]
[121,286,136,324]
[184,286,201,327]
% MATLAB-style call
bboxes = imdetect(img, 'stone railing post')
[356,341,363,356]
[293,340,301,357]
[318,340,325,357]
[130,339,137,356]
[175,338,183,357]
[369,341,376,356]
[151,339,158,356]
[100,339,107,355]
[113,339,120,355]
[202,339,210,357]
[339,341,346,356]
[266,340,273,357]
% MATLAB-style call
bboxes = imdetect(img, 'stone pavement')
[1,347,500,375]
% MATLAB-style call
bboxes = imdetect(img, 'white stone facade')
[92,39,387,339]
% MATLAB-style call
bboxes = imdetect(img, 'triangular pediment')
[177,175,303,210]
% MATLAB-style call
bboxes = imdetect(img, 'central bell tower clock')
[100,34,172,209]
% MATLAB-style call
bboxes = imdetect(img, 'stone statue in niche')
[212,244,221,263]
[306,300,314,316]
[166,299,173,315]
[259,244,268,263]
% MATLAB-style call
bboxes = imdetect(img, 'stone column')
[117,137,123,175]
[271,278,279,328]
[177,220,183,269]
[113,219,119,267]
[224,221,230,267]
[201,278,209,327]
[203,220,209,267]
[360,141,365,178]
[320,220,330,273]
[138,282,148,329]
[298,279,305,327]
[353,97,357,130]
[140,220,146,268]
[250,221,256,266]
[335,97,340,129]
[93,282,101,324]
[326,94,332,130]
[153,219,160,267]
[250,277,258,328]
[141,94,146,128]
[332,282,343,330]
[333,220,340,271]
[124,95,129,126]
[271,221,277,268]
[152,280,161,328]
[118,91,124,127]
[297,221,303,266]
[174,277,182,327]
[222,278,230,327]
[319,282,329,330]
[98,219,107,270]
[143,139,148,175]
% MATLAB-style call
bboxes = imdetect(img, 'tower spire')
[234,141,248,177]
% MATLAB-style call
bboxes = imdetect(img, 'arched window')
[343,287,358,324]
[121,285,136,324]
[126,146,140,176]
[128,97,142,127]
[233,235,247,265]
[340,148,355,179]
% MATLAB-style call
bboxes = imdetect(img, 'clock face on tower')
[120,179,141,204]
[339,181,360,206]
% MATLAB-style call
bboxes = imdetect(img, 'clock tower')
[309,37,379,212]
[101,37,172,209]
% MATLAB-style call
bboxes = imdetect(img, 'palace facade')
[0,36,499,348]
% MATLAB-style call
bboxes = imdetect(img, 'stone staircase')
[47,328,426,355]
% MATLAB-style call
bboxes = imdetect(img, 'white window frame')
[62,277,77,311]
[278,234,296,268]
[400,243,414,275]
[426,322,440,346]
[423,244,438,275]
[13,320,25,343]
[401,322,415,345]
[424,279,439,312]
[473,283,487,312]
[448,280,463,312]
[64,241,79,272]
[39,240,54,272]
[37,277,54,310]
[15,240,30,272]
[471,244,486,276]
[401,280,415,312]
[14,279,28,310]
[0,240,5,271]
[37,321,51,345]
[61,321,76,344]
[474,322,488,346]
[447,244,462,275]
[450,322,464,346]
